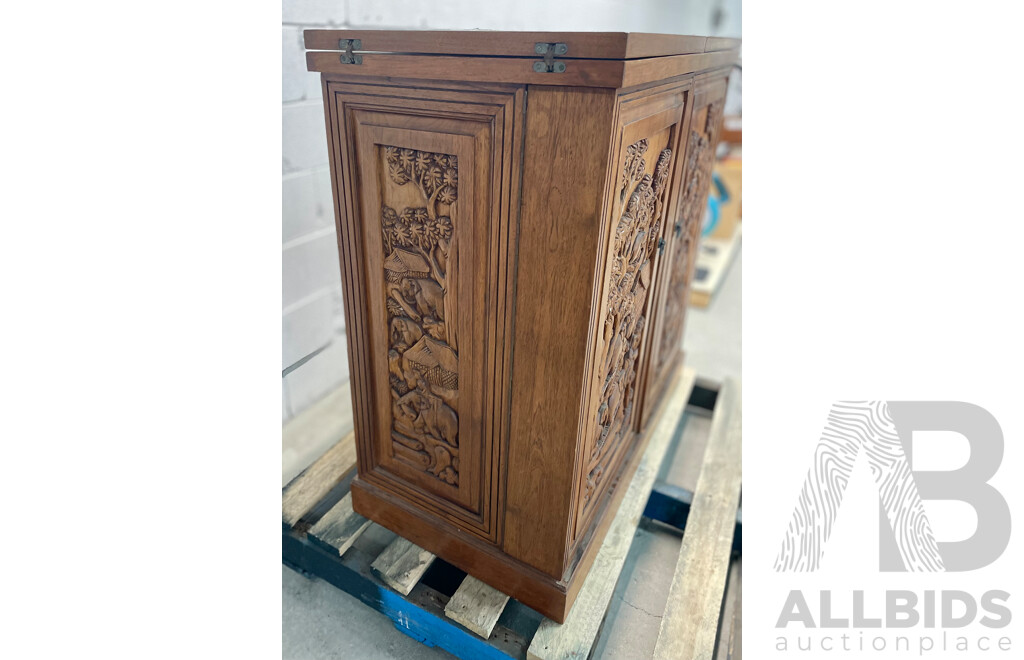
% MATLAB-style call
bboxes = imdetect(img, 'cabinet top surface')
[304,29,739,60]
[304,30,739,88]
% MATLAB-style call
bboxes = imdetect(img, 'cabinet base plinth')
[351,388,661,624]
[351,478,573,622]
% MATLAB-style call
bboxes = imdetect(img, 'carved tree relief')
[656,101,724,373]
[583,137,673,509]
[380,145,460,487]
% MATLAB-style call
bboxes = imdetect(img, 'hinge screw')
[339,39,363,65]
[533,42,568,73]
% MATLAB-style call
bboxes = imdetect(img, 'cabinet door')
[640,75,728,428]
[327,81,523,543]
[572,83,689,546]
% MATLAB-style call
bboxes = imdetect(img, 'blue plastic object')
[702,173,731,237]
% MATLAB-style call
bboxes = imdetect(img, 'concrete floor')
[283,247,741,659]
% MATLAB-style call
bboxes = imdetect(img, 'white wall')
[282,0,741,422]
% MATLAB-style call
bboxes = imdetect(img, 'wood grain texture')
[716,558,743,660]
[304,29,633,57]
[704,37,742,52]
[653,378,742,660]
[308,493,372,557]
[623,33,708,59]
[282,432,357,527]
[528,365,696,660]
[503,84,618,578]
[620,50,738,90]
[370,535,437,596]
[307,52,625,87]
[444,575,511,638]
[307,50,738,89]
[305,30,723,60]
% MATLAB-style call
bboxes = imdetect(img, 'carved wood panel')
[581,130,674,518]
[380,146,461,487]
[636,78,728,433]
[654,99,725,375]
[332,82,524,544]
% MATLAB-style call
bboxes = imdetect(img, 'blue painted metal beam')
[642,481,742,555]
[283,532,522,660]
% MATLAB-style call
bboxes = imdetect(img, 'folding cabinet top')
[304,30,740,89]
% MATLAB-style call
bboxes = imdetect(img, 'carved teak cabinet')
[304,30,737,622]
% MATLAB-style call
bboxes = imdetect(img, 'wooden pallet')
[282,364,742,660]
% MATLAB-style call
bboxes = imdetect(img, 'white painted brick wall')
[283,0,347,26]
[283,291,334,369]
[286,332,351,413]
[281,0,740,422]
[283,102,330,173]
[283,230,340,307]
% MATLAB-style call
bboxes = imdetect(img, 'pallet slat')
[716,559,742,660]
[528,366,697,660]
[444,576,511,639]
[371,536,437,596]
[653,378,742,660]
[284,531,536,660]
[308,492,372,556]
[282,432,357,527]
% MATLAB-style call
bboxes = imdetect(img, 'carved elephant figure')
[392,387,422,438]
[413,396,459,448]
[401,278,445,322]
[390,316,423,352]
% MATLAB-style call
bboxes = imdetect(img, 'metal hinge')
[658,237,666,255]
[533,42,567,73]
[339,39,363,65]
[674,222,683,238]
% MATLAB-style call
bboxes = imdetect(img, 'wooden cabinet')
[304,30,736,622]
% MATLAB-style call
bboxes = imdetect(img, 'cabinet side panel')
[503,86,617,578]
[326,81,523,544]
